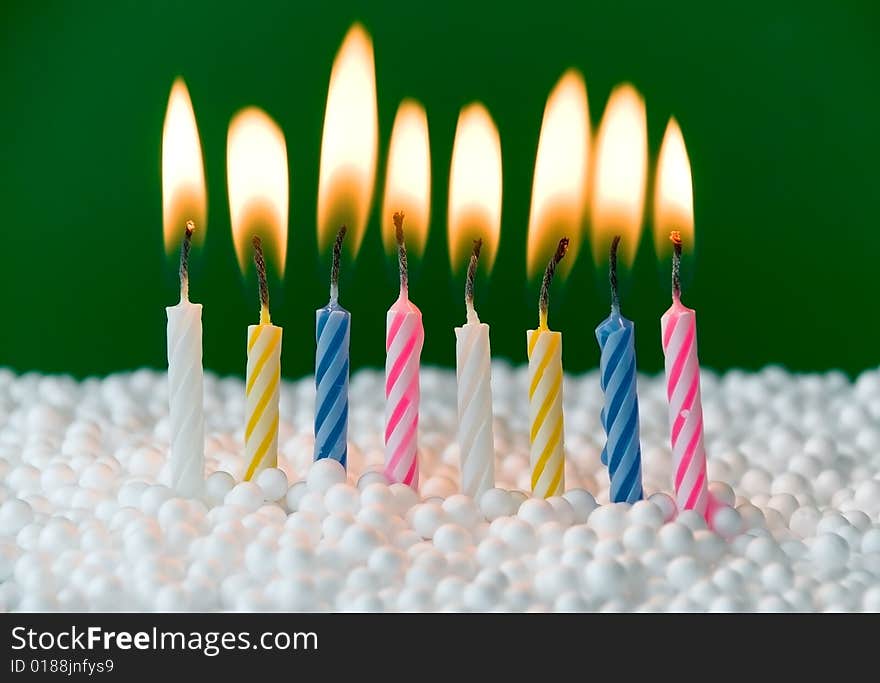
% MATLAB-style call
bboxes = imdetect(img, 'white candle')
[166,222,205,497]
[454,240,494,498]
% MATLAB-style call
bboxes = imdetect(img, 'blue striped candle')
[314,227,350,466]
[595,236,643,503]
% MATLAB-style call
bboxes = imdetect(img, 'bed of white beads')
[1,364,879,612]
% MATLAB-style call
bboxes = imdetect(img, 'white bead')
[307,459,346,494]
[255,468,288,502]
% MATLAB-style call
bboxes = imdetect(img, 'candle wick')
[252,235,271,325]
[670,230,683,302]
[465,238,482,324]
[538,237,569,328]
[393,211,408,293]
[609,234,621,314]
[179,221,195,303]
[330,225,347,303]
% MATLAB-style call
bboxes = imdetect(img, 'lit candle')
[244,237,282,481]
[455,239,495,498]
[314,226,350,466]
[161,77,206,498]
[528,238,569,499]
[595,236,643,503]
[661,232,709,515]
[589,82,648,503]
[654,118,709,516]
[384,212,424,489]
[165,223,205,497]
[226,107,288,482]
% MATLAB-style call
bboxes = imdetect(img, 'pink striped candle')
[661,231,709,516]
[384,211,424,488]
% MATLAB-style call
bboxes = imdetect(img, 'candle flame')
[447,103,502,273]
[654,117,694,257]
[527,69,590,279]
[227,107,289,276]
[381,99,431,258]
[317,23,378,257]
[590,83,648,267]
[161,78,206,254]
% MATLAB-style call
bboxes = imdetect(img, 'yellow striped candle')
[244,237,283,481]
[527,238,569,499]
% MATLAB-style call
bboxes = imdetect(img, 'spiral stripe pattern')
[244,323,282,481]
[166,303,205,497]
[384,304,424,488]
[596,313,643,504]
[315,306,350,466]
[527,329,565,498]
[661,303,709,515]
[455,323,495,498]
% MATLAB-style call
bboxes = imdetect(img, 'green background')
[2,0,878,379]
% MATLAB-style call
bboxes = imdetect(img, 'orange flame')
[527,69,590,279]
[447,103,502,273]
[161,78,206,253]
[654,117,694,257]
[317,23,378,257]
[226,108,289,275]
[381,100,431,257]
[590,84,648,267]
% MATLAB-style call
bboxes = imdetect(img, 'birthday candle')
[454,239,495,498]
[315,226,350,466]
[244,236,283,481]
[166,222,205,497]
[595,236,643,503]
[384,212,424,488]
[527,238,568,499]
[661,231,709,515]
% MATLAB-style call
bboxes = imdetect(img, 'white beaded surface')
[1,363,879,612]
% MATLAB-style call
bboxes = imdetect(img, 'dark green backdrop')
[2,1,878,378]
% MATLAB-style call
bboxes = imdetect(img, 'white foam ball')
[584,558,627,598]
[666,556,703,590]
[0,499,34,535]
[709,507,743,539]
[140,485,173,516]
[410,502,446,540]
[500,518,537,553]
[562,489,598,522]
[658,522,694,556]
[708,481,736,507]
[340,523,383,563]
[368,546,406,576]
[736,503,766,531]
[475,537,508,568]
[442,495,480,528]
[307,458,346,494]
[359,483,392,511]
[255,468,288,502]
[811,532,849,573]
[546,497,575,526]
[518,498,556,528]
[389,483,420,515]
[622,524,656,554]
[676,510,708,532]
[324,483,360,516]
[224,482,264,512]
[761,562,794,592]
[535,565,578,602]
[40,464,76,492]
[479,488,517,521]
[434,524,472,553]
[628,500,665,529]
[861,528,880,555]
[563,525,597,552]
[283,481,307,512]
[80,463,115,492]
[284,511,322,546]
[588,504,629,539]
[357,471,387,490]
[648,492,677,522]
